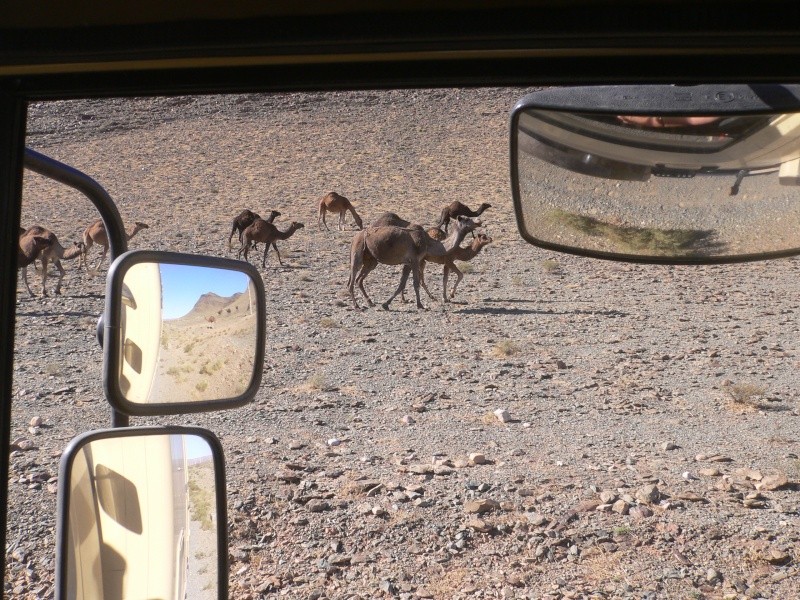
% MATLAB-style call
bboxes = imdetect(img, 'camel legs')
[93,246,108,272]
[347,242,367,309]
[47,258,66,295]
[383,264,423,310]
[338,211,346,231]
[318,207,329,231]
[354,258,377,307]
[20,266,35,297]
[262,243,285,268]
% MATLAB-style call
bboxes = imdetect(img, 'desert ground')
[6,89,800,599]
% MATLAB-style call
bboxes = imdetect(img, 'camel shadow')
[456,305,629,317]
[16,310,97,318]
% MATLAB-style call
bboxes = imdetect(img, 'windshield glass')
[11,89,800,599]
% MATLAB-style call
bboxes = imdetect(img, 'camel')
[318,192,363,231]
[19,226,84,296]
[437,201,492,233]
[238,220,305,267]
[371,212,444,241]
[228,209,281,250]
[81,219,149,272]
[420,232,493,302]
[347,215,480,311]
[17,232,53,297]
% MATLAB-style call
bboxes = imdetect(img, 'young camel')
[81,219,149,272]
[238,220,305,267]
[20,226,85,296]
[437,201,492,233]
[318,192,364,231]
[420,232,493,302]
[347,215,480,311]
[17,233,53,297]
[227,209,281,250]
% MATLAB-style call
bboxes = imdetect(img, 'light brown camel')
[20,226,84,296]
[347,215,480,310]
[420,232,493,302]
[437,201,492,233]
[228,209,281,250]
[17,232,53,297]
[81,219,150,272]
[238,220,305,267]
[318,192,363,231]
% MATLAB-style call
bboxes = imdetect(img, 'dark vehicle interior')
[4,1,800,598]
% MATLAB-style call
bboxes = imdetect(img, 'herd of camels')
[17,191,493,310]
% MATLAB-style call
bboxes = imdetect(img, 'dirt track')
[7,89,800,599]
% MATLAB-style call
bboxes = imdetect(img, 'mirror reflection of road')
[183,461,217,600]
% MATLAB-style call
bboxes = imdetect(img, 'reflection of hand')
[617,115,721,128]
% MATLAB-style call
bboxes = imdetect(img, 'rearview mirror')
[511,84,800,263]
[104,251,265,416]
[56,427,227,600]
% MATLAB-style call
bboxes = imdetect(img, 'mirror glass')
[514,108,800,260]
[61,432,221,600]
[118,262,260,405]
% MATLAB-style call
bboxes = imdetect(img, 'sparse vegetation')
[723,382,768,411]
[492,339,520,357]
[319,317,339,329]
[542,259,560,273]
[548,209,723,256]
[188,473,214,531]
[195,380,208,393]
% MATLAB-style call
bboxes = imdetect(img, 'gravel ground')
[6,89,800,599]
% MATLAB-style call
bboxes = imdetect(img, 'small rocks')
[635,484,660,505]
[464,499,500,514]
[493,408,511,423]
[756,472,789,491]
[468,453,487,466]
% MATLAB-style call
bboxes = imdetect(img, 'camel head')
[477,202,492,214]
[31,235,53,250]
[290,221,305,231]
[475,232,493,248]
[454,215,481,236]
[131,222,150,235]
[267,210,282,221]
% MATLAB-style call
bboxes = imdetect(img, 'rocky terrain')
[6,89,800,599]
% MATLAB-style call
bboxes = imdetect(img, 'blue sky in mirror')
[171,434,213,462]
[160,264,250,320]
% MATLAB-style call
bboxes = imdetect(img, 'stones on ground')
[661,441,678,451]
[635,484,660,505]
[401,415,415,425]
[469,453,487,466]
[494,408,511,423]
[756,472,789,491]
[464,498,500,514]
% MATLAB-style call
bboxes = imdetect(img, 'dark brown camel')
[437,201,491,233]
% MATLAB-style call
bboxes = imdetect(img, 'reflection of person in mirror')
[617,115,721,128]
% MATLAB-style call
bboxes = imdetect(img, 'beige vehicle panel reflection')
[120,263,259,404]
[67,435,186,599]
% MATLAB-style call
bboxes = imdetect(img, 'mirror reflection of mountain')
[175,290,254,323]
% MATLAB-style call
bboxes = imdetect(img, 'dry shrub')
[723,382,768,412]
[492,339,520,358]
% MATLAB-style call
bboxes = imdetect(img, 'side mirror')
[511,84,800,263]
[103,251,265,416]
[56,427,227,600]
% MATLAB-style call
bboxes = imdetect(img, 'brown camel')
[20,226,84,296]
[238,220,305,267]
[17,232,53,297]
[347,215,480,311]
[81,219,149,272]
[420,232,493,302]
[227,209,281,250]
[318,192,364,231]
[437,201,492,233]
[371,212,444,241]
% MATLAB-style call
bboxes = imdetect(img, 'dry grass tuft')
[492,339,520,357]
[722,382,768,412]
